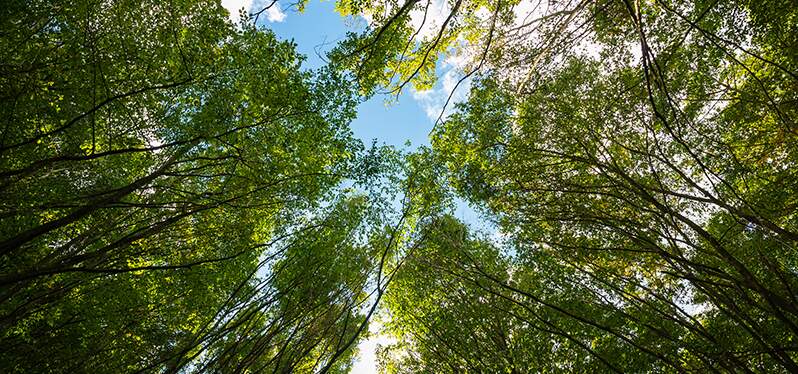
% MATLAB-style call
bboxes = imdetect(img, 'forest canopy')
[1,0,797,372]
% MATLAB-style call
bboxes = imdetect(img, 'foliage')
[0,0,389,372]
[3,0,798,372]
[342,0,798,372]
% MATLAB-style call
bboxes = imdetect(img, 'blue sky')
[262,0,434,149]
[253,0,484,223]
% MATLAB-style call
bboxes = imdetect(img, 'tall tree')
[337,0,798,372]
[0,0,389,372]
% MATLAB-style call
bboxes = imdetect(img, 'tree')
[4,0,797,371]
[337,0,798,372]
[0,0,386,372]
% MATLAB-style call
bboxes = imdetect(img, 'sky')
[221,1,482,371]
[244,0,434,148]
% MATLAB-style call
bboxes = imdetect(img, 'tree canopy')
[1,0,797,372]
[339,0,798,372]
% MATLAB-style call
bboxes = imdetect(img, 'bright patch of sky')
[350,318,395,373]
[407,0,451,40]
[221,0,253,23]
[411,53,473,121]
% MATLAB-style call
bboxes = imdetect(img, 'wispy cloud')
[222,0,287,23]
[411,50,475,123]
[408,0,451,40]
[263,3,286,23]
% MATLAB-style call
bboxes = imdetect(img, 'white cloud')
[222,0,287,23]
[408,0,451,40]
[411,51,474,122]
[221,0,254,23]
[512,0,540,29]
[264,3,286,22]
